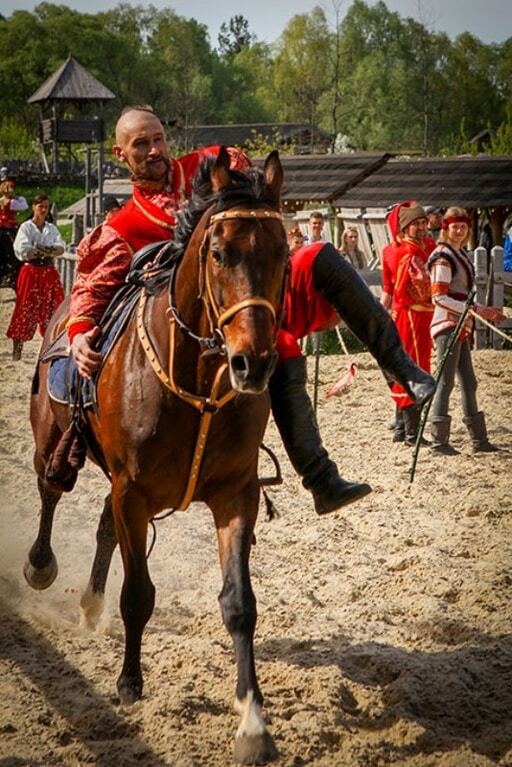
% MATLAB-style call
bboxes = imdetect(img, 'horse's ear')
[263,150,283,202]
[211,146,231,192]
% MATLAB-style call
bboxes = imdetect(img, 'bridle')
[197,208,283,336]
[135,205,287,510]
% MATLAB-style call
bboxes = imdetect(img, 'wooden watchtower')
[27,55,115,175]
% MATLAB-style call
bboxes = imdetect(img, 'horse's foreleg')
[214,488,278,765]
[112,483,155,705]
[80,493,117,631]
[23,477,61,590]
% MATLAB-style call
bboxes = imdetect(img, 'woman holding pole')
[427,207,506,453]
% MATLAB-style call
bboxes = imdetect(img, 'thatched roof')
[275,153,392,202]
[28,55,115,104]
[334,155,512,209]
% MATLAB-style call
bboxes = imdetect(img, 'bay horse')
[25,148,289,764]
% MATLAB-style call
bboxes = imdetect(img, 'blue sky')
[2,0,511,46]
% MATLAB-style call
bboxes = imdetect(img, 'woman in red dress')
[7,194,65,360]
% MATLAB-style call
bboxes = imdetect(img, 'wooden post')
[312,332,321,414]
[85,147,91,232]
[473,246,488,349]
[491,246,505,350]
[97,143,104,220]
[72,215,84,246]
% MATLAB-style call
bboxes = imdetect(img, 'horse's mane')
[140,155,276,292]
[168,155,274,262]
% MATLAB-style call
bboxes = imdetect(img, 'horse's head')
[195,148,289,394]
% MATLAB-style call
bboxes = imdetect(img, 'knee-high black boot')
[313,244,435,406]
[269,357,372,515]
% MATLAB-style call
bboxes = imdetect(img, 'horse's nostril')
[231,354,249,379]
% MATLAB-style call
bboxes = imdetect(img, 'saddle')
[42,239,176,491]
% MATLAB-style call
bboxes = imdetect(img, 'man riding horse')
[67,105,435,516]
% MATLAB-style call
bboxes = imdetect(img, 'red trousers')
[7,263,64,341]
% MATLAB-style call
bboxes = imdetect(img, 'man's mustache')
[131,155,170,180]
[148,155,169,167]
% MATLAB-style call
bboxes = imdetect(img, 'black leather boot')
[402,405,429,447]
[268,357,372,515]
[392,406,405,442]
[313,244,435,406]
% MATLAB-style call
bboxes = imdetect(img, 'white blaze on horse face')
[234,690,267,738]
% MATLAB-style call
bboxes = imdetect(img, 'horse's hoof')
[117,675,143,706]
[234,732,278,764]
[23,553,58,590]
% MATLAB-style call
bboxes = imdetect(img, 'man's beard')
[133,155,170,182]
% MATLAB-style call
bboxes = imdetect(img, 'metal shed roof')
[334,155,512,209]
[28,55,115,104]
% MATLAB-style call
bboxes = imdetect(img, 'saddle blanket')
[48,289,140,408]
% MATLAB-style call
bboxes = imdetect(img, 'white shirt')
[13,219,66,261]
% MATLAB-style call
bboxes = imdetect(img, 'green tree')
[212,42,279,123]
[273,6,332,133]
[147,10,215,130]
[218,15,254,57]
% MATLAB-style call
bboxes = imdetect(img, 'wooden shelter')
[333,155,512,247]
[28,55,115,174]
[170,123,332,155]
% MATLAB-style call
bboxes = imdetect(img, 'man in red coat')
[67,105,250,376]
[269,238,436,514]
[66,108,435,515]
[385,201,436,445]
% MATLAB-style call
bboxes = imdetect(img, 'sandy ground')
[1,290,511,767]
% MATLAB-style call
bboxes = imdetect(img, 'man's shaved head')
[112,106,169,183]
[115,107,163,147]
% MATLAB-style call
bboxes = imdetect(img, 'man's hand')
[71,326,103,379]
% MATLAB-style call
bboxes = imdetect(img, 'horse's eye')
[210,249,224,265]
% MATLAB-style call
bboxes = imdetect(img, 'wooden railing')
[55,250,78,295]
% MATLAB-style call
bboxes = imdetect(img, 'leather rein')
[136,206,284,511]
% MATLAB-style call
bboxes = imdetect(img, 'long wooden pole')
[409,289,476,483]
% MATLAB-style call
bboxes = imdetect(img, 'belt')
[27,257,53,267]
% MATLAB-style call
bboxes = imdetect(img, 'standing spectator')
[425,206,443,242]
[0,174,28,289]
[6,194,65,360]
[380,215,403,439]
[303,211,327,244]
[503,219,512,272]
[0,174,28,235]
[428,207,506,453]
[386,201,436,445]
[287,226,304,254]
[339,227,365,269]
